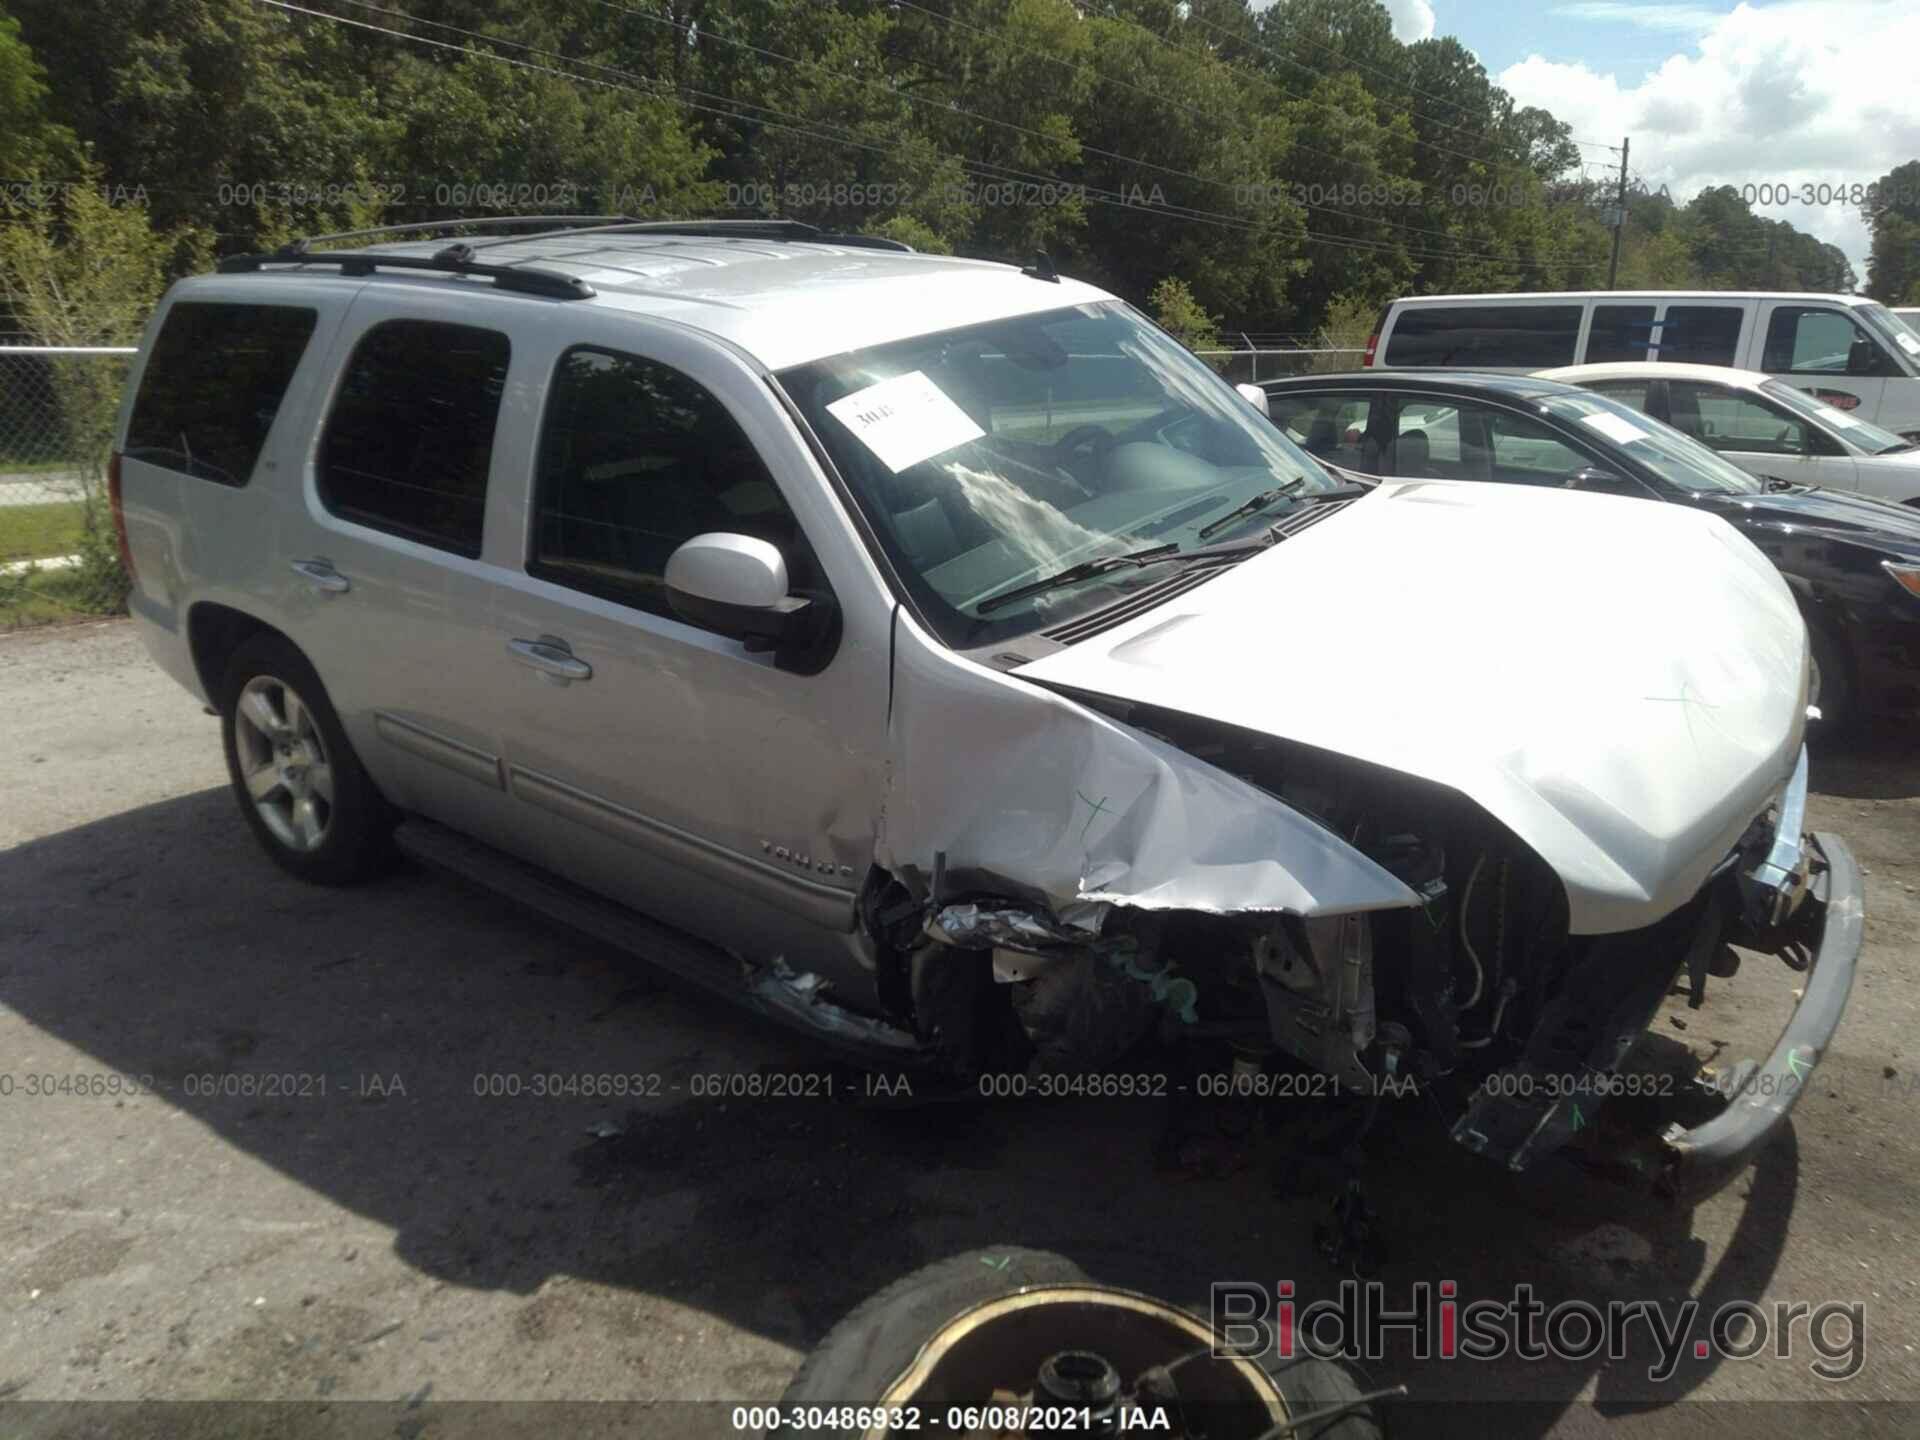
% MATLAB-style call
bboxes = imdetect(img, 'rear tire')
[219,634,392,884]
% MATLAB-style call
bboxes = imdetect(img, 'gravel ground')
[2,619,1917,1438]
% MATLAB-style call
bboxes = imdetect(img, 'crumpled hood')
[1014,480,1809,935]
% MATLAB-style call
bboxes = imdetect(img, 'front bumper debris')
[1453,745,1860,1191]
[1660,829,1862,1197]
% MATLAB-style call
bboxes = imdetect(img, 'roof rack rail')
[289,215,642,249]
[216,243,594,300]
[440,217,913,254]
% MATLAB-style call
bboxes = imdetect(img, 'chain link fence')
[0,347,135,511]
[1,347,137,622]
[1195,348,1366,384]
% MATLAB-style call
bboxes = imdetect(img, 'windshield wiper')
[977,542,1183,613]
[1195,478,1307,539]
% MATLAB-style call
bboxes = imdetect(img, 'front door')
[1663,379,1859,490]
[1754,301,1893,427]
[476,313,894,985]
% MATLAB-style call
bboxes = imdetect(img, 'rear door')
[1581,302,1657,363]
[1650,301,1749,367]
[278,286,531,852]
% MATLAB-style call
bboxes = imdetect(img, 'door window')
[1482,409,1590,484]
[1656,306,1743,366]
[1666,381,1809,456]
[1585,305,1655,363]
[531,346,810,622]
[1762,307,1895,377]
[1268,393,1372,469]
[1581,378,1654,413]
[1382,305,1584,367]
[126,302,318,486]
[317,320,509,556]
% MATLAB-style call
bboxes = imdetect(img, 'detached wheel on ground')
[219,633,392,883]
[768,1246,1384,1439]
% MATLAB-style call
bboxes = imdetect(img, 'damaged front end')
[865,607,1858,1198]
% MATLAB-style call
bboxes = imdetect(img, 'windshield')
[777,301,1340,646]
[1760,378,1913,455]
[1537,390,1762,494]
[1858,303,1920,372]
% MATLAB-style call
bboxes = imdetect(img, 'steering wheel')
[1052,423,1118,459]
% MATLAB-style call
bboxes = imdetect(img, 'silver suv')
[112,218,1857,1197]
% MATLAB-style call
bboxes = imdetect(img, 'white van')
[1366,291,1920,440]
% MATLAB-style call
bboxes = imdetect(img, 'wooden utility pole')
[1606,137,1631,289]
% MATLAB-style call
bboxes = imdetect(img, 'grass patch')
[0,565,102,628]
[0,500,88,561]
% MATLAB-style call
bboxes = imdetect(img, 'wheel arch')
[188,604,300,708]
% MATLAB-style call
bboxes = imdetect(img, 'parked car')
[1262,369,1920,725]
[1536,361,1920,504]
[1361,290,1920,439]
[113,219,1854,1200]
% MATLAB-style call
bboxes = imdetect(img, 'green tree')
[0,9,77,180]
[1149,275,1220,351]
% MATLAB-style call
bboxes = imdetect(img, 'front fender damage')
[875,614,1419,921]
[871,611,1419,1069]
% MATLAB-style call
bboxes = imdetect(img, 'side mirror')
[665,532,814,651]
[1235,383,1270,417]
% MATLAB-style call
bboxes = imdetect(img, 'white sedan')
[1538,360,1920,504]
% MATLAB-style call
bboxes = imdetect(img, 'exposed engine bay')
[864,697,1841,1214]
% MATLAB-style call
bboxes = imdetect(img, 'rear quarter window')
[1383,305,1584,368]
[125,302,318,486]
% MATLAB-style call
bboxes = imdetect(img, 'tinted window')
[125,302,317,486]
[1656,305,1743,366]
[532,347,806,619]
[1666,381,1809,456]
[1761,306,1889,377]
[317,321,509,557]
[1383,305,1583,367]
[1585,305,1654,363]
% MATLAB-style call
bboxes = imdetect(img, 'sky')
[1359,1,1920,282]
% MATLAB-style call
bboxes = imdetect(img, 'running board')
[391,818,930,1067]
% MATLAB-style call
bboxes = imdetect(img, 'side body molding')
[874,610,1420,918]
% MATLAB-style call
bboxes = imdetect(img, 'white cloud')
[1499,1,1920,283]
[1384,0,1438,42]
[1549,2,1723,31]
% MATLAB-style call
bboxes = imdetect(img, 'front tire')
[1806,616,1854,732]
[219,634,391,884]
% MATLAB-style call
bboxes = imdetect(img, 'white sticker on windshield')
[826,370,984,473]
[1826,406,1866,428]
[1896,331,1920,356]
[1580,410,1650,446]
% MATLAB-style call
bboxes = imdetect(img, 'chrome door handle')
[289,559,350,594]
[507,636,592,683]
